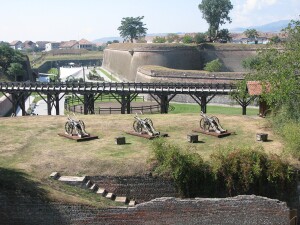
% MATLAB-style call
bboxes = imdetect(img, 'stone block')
[96,188,108,197]
[256,133,268,142]
[128,200,136,207]
[187,134,198,143]
[49,172,60,180]
[115,136,126,145]
[115,196,129,204]
[89,184,98,192]
[106,192,116,200]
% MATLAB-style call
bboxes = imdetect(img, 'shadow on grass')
[0,167,68,225]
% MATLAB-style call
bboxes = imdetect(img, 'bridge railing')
[0,81,237,92]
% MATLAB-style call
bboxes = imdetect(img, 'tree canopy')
[198,0,233,42]
[244,29,259,39]
[118,16,148,43]
[0,43,24,72]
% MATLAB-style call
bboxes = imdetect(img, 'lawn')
[0,113,290,206]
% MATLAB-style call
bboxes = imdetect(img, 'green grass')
[28,51,103,68]
[98,68,119,82]
[169,103,259,115]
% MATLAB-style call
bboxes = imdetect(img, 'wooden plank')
[125,131,168,140]
[58,133,98,142]
[192,129,232,138]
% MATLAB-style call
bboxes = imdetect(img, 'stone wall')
[0,95,12,116]
[102,43,258,82]
[102,44,203,82]
[0,194,291,225]
[90,175,178,203]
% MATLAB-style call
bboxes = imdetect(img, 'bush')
[204,59,222,72]
[153,36,166,43]
[151,140,296,201]
[151,139,213,197]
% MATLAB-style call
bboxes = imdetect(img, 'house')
[36,41,49,51]
[45,42,60,51]
[60,40,79,50]
[78,39,94,50]
[247,81,271,117]
[59,39,94,50]
[10,40,23,50]
[23,40,37,50]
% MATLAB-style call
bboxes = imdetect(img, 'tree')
[182,35,194,44]
[194,33,206,44]
[0,43,24,72]
[7,63,25,81]
[153,36,166,43]
[246,19,300,121]
[269,35,281,44]
[244,29,259,39]
[198,0,233,42]
[166,33,180,43]
[118,16,148,43]
[217,29,231,42]
[204,59,222,72]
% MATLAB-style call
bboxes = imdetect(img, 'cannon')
[133,113,160,137]
[65,114,89,138]
[200,111,227,134]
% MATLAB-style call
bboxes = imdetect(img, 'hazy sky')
[0,0,298,42]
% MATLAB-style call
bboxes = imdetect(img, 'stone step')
[128,200,136,207]
[85,180,93,188]
[115,196,129,204]
[106,192,116,200]
[58,176,87,183]
[49,172,60,180]
[89,184,98,192]
[96,188,108,197]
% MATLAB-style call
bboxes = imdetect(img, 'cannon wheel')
[133,121,142,133]
[65,122,73,135]
[147,119,153,127]
[211,116,220,124]
[200,118,205,130]
[78,120,85,131]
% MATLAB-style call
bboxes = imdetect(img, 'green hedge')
[150,139,296,201]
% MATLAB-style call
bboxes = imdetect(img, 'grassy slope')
[0,113,292,206]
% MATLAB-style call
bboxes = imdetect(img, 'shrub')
[151,140,296,201]
[153,36,166,43]
[151,139,213,197]
[204,59,222,72]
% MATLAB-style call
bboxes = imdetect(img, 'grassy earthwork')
[0,108,295,206]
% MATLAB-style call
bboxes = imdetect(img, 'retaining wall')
[0,194,290,225]
[102,43,258,82]
[90,175,177,203]
[0,95,12,116]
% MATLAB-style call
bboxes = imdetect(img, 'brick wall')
[90,175,178,203]
[0,194,290,225]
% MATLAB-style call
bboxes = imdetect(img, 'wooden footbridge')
[0,82,253,116]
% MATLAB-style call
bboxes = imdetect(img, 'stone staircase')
[50,172,136,207]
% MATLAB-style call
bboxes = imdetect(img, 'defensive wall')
[0,194,291,225]
[102,43,259,82]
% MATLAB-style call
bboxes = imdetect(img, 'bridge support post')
[84,94,95,115]
[233,96,256,115]
[55,93,60,115]
[11,92,28,116]
[190,94,216,114]
[126,94,131,114]
[160,94,169,114]
[120,94,126,114]
[47,94,52,115]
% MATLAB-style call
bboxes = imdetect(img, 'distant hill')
[231,20,291,33]
[93,37,123,44]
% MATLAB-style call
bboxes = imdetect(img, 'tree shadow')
[0,167,68,225]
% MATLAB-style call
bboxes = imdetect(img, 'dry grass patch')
[0,113,290,204]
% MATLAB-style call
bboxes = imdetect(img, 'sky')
[0,0,299,42]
